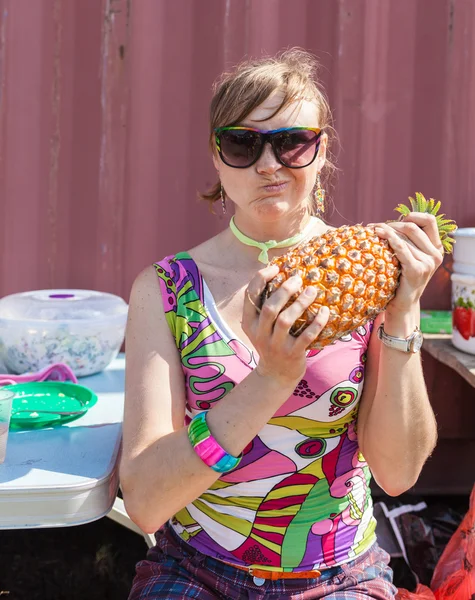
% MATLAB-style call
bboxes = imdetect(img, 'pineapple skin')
[261,225,402,348]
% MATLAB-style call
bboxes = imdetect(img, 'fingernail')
[374,227,385,235]
[304,286,316,297]
[319,305,329,316]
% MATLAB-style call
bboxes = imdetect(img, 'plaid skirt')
[128,523,397,599]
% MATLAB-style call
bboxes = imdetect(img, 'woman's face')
[213,91,327,224]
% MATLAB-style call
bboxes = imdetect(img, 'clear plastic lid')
[0,289,128,323]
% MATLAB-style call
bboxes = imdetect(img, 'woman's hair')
[199,47,336,213]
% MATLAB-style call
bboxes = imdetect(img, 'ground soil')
[0,516,147,600]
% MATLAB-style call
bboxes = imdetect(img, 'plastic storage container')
[451,273,475,355]
[0,290,128,376]
[452,227,475,277]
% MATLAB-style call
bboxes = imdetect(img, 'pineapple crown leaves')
[394,192,457,253]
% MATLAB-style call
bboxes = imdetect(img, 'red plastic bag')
[430,484,475,599]
[397,584,436,598]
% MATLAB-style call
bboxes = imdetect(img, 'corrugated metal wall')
[1,0,474,305]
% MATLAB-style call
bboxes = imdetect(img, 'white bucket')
[451,272,475,355]
[453,228,475,276]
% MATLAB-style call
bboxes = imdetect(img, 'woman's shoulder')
[131,256,187,300]
[187,229,229,260]
[127,266,165,317]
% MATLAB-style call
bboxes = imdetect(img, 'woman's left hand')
[372,212,444,314]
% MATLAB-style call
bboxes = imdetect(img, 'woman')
[122,49,441,599]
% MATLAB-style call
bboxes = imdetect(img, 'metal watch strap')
[377,324,423,353]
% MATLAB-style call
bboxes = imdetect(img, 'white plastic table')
[0,355,130,529]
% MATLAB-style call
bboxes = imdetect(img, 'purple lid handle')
[48,294,76,299]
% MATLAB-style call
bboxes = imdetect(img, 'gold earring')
[314,173,325,215]
[220,185,227,214]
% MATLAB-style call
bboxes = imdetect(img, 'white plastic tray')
[0,355,125,528]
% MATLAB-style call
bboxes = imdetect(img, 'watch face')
[411,332,424,353]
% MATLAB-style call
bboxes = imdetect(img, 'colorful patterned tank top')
[155,252,377,573]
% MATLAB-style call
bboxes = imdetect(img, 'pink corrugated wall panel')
[1,0,474,308]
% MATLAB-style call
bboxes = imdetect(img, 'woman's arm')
[357,212,443,496]
[356,308,437,496]
[120,265,328,533]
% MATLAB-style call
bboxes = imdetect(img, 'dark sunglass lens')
[275,129,319,167]
[219,130,262,167]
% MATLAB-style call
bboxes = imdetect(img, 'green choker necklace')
[229,216,316,264]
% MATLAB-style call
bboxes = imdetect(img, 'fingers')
[374,222,442,273]
[242,264,280,333]
[373,224,417,268]
[256,275,305,341]
[293,305,330,352]
[270,285,318,346]
[400,212,444,254]
[243,266,331,353]
[382,219,443,261]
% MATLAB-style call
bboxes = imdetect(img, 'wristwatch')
[377,324,423,353]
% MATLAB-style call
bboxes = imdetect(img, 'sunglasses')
[214,126,322,169]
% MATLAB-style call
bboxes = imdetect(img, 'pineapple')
[261,193,457,348]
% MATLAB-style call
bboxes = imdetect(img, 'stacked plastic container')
[0,290,128,376]
[451,228,475,355]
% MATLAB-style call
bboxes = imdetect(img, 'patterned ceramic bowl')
[0,290,128,376]
[451,273,475,355]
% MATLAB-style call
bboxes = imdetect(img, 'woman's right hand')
[242,264,330,386]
